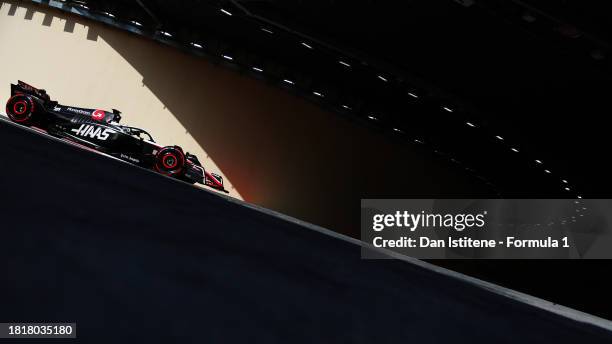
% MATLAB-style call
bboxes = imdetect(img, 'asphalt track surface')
[1,116,612,343]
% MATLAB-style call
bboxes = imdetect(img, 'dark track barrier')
[1,118,612,343]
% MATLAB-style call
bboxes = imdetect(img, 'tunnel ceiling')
[36,0,612,198]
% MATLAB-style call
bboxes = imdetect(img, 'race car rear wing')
[11,80,52,103]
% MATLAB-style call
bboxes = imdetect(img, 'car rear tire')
[154,146,185,176]
[6,94,37,125]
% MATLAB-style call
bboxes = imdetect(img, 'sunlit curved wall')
[0,0,243,200]
[0,1,491,234]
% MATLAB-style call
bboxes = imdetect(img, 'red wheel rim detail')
[13,101,27,115]
[6,96,34,123]
[155,147,184,175]
[162,154,178,169]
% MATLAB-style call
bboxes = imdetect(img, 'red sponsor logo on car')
[92,109,105,121]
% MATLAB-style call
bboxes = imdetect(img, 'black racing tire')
[154,146,185,177]
[6,94,37,125]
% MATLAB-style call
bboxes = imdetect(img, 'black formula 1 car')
[6,81,227,192]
